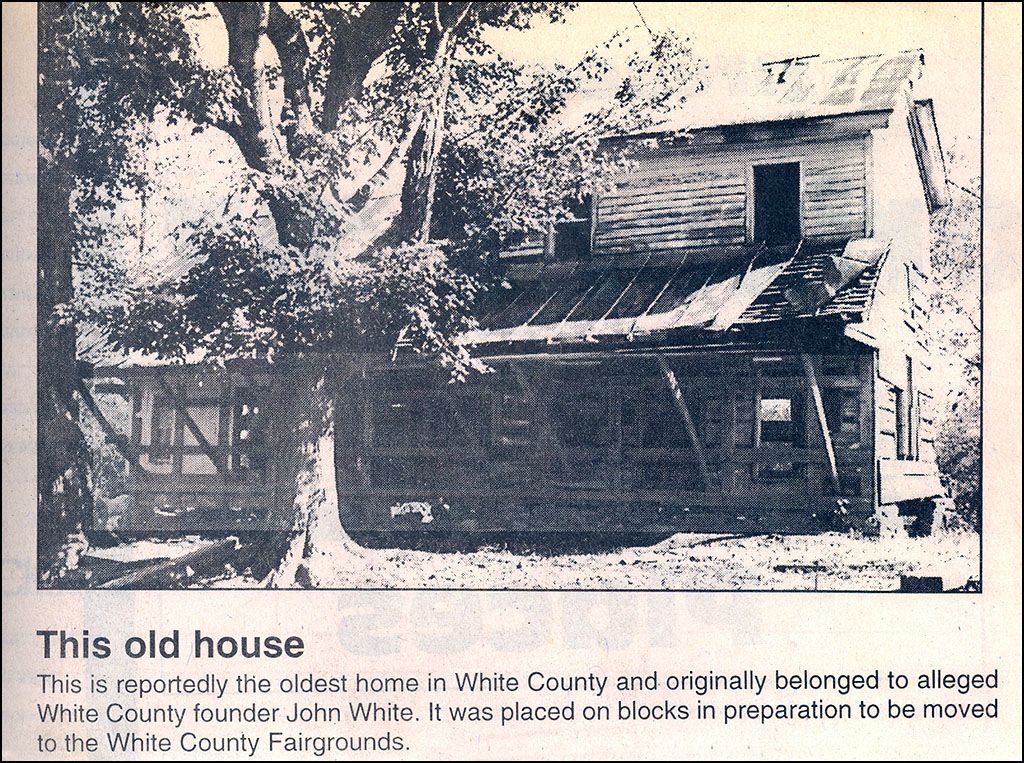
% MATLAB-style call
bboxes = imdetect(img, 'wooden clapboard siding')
[856,102,944,517]
[590,137,868,258]
[498,136,869,261]
[860,97,942,508]
[872,342,943,508]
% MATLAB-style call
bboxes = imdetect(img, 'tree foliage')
[929,153,981,529]
[67,2,702,377]
[39,2,196,583]
[44,3,701,584]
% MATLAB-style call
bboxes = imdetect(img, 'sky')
[487,2,982,181]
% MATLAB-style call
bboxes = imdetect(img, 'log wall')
[336,351,879,535]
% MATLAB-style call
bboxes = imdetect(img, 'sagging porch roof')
[459,238,889,349]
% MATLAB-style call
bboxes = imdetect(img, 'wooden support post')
[801,352,841,495]
[510,363,568,474]
[129,386,143,459]
[73,377,142,471]
[155,373,224,472]
[610,382,623,495]
[656,355,711,491]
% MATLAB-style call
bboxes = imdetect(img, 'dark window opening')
[149,397,175,464]
[548,376,610,448]
[753,162,801,245]
[752,391,806,480]
[622,384,697,450]
[823,389,861,443]
[757,394,805,446]
[552,195,592,260]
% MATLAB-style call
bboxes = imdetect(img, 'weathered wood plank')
[804,197,865,213]
[802,353,841,494]
[878,459,943,504]
[804,177,865,193]
[599,197,746,222]
[656,355,711,490]
[628,138,865,169]
[603,183,746,205]
[596,221,747,243]
[594,237,748,256]
[598,211,746,236]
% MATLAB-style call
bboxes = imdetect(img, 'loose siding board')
[877,459,943,504]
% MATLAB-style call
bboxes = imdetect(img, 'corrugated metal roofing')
[642,50,925,134]
[735,239,889,324]
[460,239,890,348]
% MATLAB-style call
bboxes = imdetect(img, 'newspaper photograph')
[3,1,1020,759]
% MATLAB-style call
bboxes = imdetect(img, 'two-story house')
[333,50,949,538]
[87,50,949,539]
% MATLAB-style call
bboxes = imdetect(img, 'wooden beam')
[97,538,239,590]
[73,377,143,471]
[801,352,841,494]
[656,355,711,490]
[155,374,224,472]
[509,363,569,474]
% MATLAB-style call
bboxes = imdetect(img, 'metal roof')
[640,50,925,135]
[459,239,890,349]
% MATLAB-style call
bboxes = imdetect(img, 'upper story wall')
[502,126,877,262]
[592,134,871,258]
[869,96,934,273]
[501,107,942,277]
[852,94,937,384]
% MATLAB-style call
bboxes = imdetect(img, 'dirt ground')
[199,529,980,591]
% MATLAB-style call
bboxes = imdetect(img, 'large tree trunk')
[266,367,364,588]
[37,164,91,587]
[213,3,472,585]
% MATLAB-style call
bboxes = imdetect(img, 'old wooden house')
[85,51,950,538]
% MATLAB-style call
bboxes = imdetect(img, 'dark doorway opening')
[753,162,801,245]
[553,195,593,260]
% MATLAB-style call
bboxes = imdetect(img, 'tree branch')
[214,1,284,171]
[265,1,317,147]
[320,3,404,131]
[442,2,474,33]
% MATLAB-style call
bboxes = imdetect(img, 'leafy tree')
[46,2,701,586]
[38,2,199,584]
[929,153,981,529]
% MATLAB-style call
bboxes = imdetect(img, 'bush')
[934,387,980,531]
